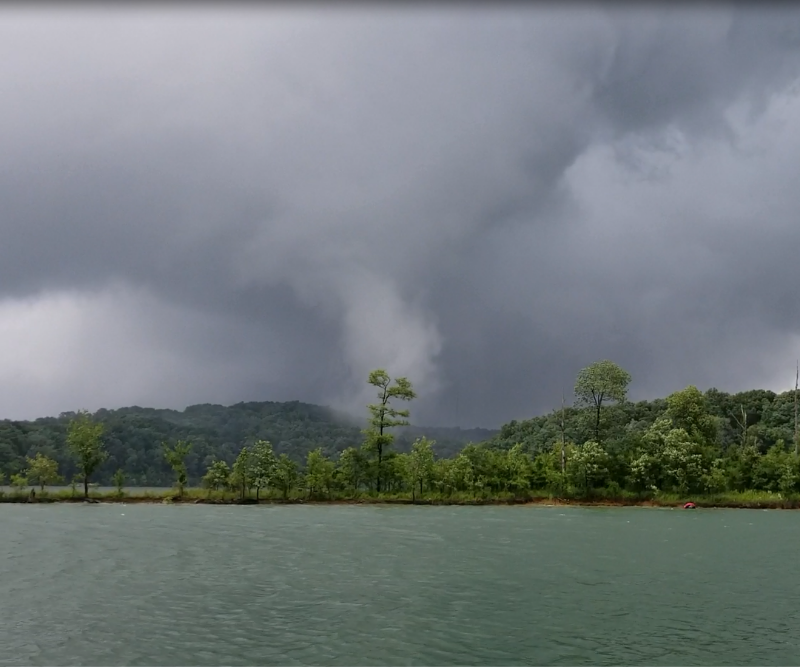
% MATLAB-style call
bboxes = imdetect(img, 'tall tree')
[66,411,107,499]
[251,440,277,501]
[305,448,335,499]
[163,440,192,496]
[231,446,252,500]
[574,360,631,443]
[406,436,436,501]
[731,405,750,449]
[273,454,298,500]
[363,369,416,493]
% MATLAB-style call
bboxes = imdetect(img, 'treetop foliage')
[574,360,631,408]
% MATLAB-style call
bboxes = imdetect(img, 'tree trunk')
[376,398,386,493]
[377,444,382,493]
[594,404,601,443]
[740,406,747,448]
[84,474,89,499]
[256,487,260,501]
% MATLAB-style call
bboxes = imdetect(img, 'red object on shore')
[683,502,696,509]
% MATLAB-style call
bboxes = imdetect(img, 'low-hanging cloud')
[2,5,800,426]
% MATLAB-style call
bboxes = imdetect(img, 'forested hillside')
[485,388,795,455]
[0,400,495,486]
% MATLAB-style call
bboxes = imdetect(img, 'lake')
[0,504,798,666]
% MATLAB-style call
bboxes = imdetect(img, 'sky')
[2,4,800,428]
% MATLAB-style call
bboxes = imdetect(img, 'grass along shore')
[1,487,800,509]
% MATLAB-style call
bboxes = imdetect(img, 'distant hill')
[0,400,497,486]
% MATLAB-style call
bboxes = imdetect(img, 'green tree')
[231,446,252,500]
[163,439,192,496]
[574,360,631,442]
[659,429,706,494]
[337,447,367,496]
[634,417,708,494]
[202,460,231,495]
[25,452,62,491]
[405,436,436,501]
[10,473,28,491]
[251,440,277,501]
[305,448,335,499]
[505,443,533,496]
[450,453,475,495]
[380,451,405,493]
[273,454,298,500]
[431,458,450,496]
[431,452,476,497]
[112,468,125,497]
[703,459,728,493]
[629,451,660,493]
[363,369,416,493]
[66,411,107,499]
[666,386,718,446]
[735,442,764,490]
[749,441,797,493]
[530,446,566,494]
[566,441,609,494]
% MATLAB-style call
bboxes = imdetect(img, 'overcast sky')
[2,4,800,427]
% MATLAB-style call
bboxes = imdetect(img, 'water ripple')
[1,504,799,665]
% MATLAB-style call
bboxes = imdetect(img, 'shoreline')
[2,494,799,509]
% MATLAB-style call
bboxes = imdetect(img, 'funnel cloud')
[1,5,800,427]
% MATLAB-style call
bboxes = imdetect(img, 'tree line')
[0,400,491,488]
[4,361,800,500]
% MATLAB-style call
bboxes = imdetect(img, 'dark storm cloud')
[591,9,800,136]
[2,5,800,425]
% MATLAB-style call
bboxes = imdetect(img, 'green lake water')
[0,504,798,666]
